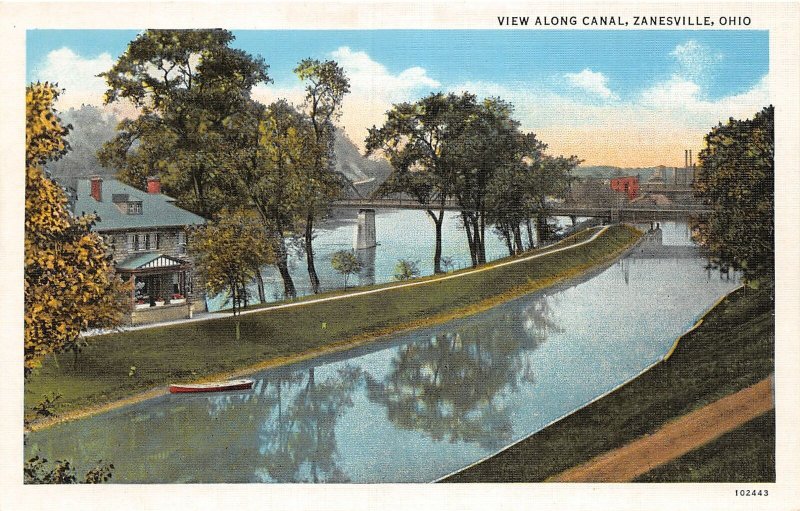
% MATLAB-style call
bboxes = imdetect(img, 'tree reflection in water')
[257,366,362,483]
[366,294,560,450]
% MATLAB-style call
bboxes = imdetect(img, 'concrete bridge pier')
[353,208,377,250]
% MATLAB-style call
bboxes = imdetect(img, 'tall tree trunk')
[427,209,444,274]
[526,218,535,249]
[274,235,297,299]
[462,211,478,267]
[304,212,321,294]
[503,227,514,257]
[513,224,524,254]
[254,266,266,303]
[477,212,487,264]
[536,213,549,244]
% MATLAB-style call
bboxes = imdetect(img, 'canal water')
[207,209,580,310]
[25,222,739,483]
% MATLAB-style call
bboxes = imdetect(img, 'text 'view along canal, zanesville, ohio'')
[24,221,740,483]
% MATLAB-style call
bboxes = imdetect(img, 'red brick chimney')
[90,176,103,202]
[147,176,161,194]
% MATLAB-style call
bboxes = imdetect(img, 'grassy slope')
[635,410,775,483]
[444,284,775,482]
[25,225,639,421]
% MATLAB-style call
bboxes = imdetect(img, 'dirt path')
[548,376,775,482]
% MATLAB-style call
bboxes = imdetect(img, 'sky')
[27,29,769,167]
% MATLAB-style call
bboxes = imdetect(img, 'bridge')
[331,198,712,222]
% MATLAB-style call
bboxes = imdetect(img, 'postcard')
[1,1,798,510]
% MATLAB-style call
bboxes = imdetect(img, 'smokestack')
[689,149,693,167]
[147,176,161,194]
[90,176,103,202]
[685,149,688,168]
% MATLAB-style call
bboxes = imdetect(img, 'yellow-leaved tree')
[25,83,129,373]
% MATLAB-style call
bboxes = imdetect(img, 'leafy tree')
[693,106,774,286]
[222,99,312,299]
[24,456,114,484]
[394,259,421,281]
[330,250,362,290]
[367,92,475,273]
[99,29,270,218]
[294,59,351,293]
[25,83,129,374]
[451,97,522,265]
[188,209,274,317]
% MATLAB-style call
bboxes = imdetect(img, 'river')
[24,221,739,483]
[207,208,581,310]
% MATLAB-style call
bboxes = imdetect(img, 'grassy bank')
[635,410,775,482]
[25,225,640,425]
[444,283,775,483]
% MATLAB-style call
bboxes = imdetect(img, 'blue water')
[24,222,740,483]
[207,209,581,310]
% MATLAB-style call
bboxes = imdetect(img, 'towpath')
[548,376,774,482]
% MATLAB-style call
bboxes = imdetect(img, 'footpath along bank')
[25,225,641,430]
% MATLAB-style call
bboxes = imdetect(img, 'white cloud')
[563,69,617,100]
[331,46,440,101]
[32,47,115,108]
[670,40,723,84]
[450,72,769,167]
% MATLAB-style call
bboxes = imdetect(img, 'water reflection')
[256,367,361,483]
[365,296,559,450]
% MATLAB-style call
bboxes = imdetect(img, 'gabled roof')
[117,252,189,271]
[73,179,205,231]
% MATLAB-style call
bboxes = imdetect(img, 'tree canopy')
[188,209,275,315]
[693,106,774,285]
[25,83,129,373]
[99,29,271,218]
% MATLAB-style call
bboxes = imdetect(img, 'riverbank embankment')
[25,225,641,430]
[442,284,775,482]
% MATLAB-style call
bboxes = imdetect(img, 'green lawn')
[25,225,640,424]
[443,283,775,482]
[635,410,775,483]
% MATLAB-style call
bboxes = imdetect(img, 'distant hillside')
[573,165,667,182]
[44,105,119,190]
[334,129,392,198]
[44,107,393,199]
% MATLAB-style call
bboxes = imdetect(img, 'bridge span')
[331,198,712,222]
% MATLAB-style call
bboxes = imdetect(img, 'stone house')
[73,176,206,325]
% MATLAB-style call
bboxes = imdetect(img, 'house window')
[127,202,142,215]
[143,232,160,250]
[177,231,186,254]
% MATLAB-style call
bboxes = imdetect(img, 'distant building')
[609,175,639,200]
[73,176,207,325]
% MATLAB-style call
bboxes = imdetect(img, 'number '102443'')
[735,489,768,496]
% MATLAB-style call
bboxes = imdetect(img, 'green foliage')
[222,99,315,298]
[394,259,421,281]
[294,58,351,293]
[330,250,363,289]
[24,456,114,484]
[693,106,774,285]
[25,83,129,374]
[188,209,275,315]
[32,393,62,418]
[98,29,270,218]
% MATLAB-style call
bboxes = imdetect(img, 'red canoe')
[169,379,254,394]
